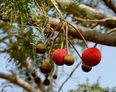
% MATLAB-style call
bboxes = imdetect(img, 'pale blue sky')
[0,0,116,91]
[0,43,116,92]
[56,43,116,92]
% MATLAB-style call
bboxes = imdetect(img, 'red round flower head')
[82,47,101,66]
[52,48,68,66]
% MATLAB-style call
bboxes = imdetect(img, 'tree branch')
[0,72,41,92]
[103,0,116,13]
[56,0,116,28]
[49,17,116,46]
[23,60,47,92]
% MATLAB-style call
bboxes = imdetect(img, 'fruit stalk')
[66,20,89,48]
[68,38,82,59]
[65,22,69,53]
[44,20,63,45]
[47,27,62,58]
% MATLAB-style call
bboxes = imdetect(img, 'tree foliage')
[0,0,116,92]
[69,78,116,92]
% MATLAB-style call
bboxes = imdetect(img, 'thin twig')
[94,27,116,47]
[44,20,63,45]
[74,17,116,23]
[68,38,82,59]
[50,0,63,19]
[58,61,81,92]
[47,27,63,58]
[107,27,116,35]
[90,22,99,29]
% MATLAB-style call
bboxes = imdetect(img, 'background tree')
[69,78,116,92]
[0,0,116,92]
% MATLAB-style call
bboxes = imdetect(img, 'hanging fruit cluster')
[35,22,76,76]
[32,20,102,87]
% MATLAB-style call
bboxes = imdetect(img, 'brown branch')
[103,0,116,13]
[73,16,116,23]
[24,60,47,92]
[56,0,116,28]
[49,17,116,46]
[0,72,41,92]
[1,17,116,46]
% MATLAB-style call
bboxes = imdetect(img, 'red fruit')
[43,78,50,86]
[52,48,68,66]
[82,47,101,66]
[34,77,41,84]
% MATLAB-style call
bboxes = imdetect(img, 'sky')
[0,1,116,92]
[57,43,116,92]
[0,43,116,92]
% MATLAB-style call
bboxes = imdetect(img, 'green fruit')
[36,43,46,54]
[34,77,41,84]
[43,78,50,86]
[64,54,75,66]
[81,63,92,72]
[44,27,53,38]
[40,59,52,74]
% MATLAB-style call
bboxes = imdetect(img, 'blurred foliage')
[68,78,116,92]
[0,0,116,92]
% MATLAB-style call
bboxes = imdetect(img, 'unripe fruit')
[44,27,53,38]
[25,72,29,76]
[31,72,36,78]
[53,74,57,79]
[52,48,68,66]
[82,47,101,66]
[34,77,41,84]
[64,54,75,66]
[81,63,92,72]
[40,59,52,74]
[27,77,31,81]
[43,78,50,86]
[36,43,46,54]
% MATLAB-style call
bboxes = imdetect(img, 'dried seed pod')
[64,54,75,66]
[40,59,52,74]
